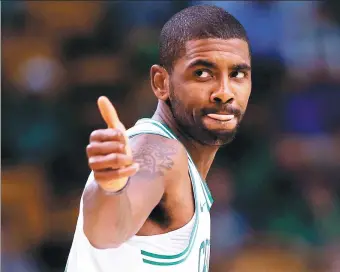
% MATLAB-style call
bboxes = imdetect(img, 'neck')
[152,102,219,180]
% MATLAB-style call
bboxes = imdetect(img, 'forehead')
[182,38,250,66]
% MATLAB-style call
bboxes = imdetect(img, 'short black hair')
[159,5,250,73]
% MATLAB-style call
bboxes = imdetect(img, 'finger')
[90,129,126,143]
[87,142,126,157]
[94,163,139,182]
[97,96,125,131]
[89,153,134,171]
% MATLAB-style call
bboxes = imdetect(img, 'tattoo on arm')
[132,139,177,178]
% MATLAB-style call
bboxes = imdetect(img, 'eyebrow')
[187,59,251,71]
[231,63,252,71]
[187,59,217,70]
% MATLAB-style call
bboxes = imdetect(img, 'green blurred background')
[2,1,340,271]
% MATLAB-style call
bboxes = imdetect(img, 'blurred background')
[1,1,340,271]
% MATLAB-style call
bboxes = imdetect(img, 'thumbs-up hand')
[86,96,139,193]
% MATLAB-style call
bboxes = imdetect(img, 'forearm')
[83,181,133,249]
[82,132,182,249]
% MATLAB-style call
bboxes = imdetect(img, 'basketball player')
[66,5,251,271]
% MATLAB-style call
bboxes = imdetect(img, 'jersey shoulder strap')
[127,118,213,210]
[127,118,174,140]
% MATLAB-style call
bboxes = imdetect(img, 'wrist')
[98,177,131,195]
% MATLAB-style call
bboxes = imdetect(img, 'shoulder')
[129,134,188,181]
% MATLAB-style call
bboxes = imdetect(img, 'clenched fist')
[86,96,139,192]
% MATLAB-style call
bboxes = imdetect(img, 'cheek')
[172,73,210,111]
[188,81,212,103]
[234,83,251,110]
[172,84,200,109]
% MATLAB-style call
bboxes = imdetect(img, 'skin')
[83,38,251,249]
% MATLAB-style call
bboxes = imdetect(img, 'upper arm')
[126,134,188,235]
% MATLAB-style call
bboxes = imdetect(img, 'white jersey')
[66,118,214,272]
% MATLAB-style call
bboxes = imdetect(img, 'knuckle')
[115,131,123,140]
[110,169,125,179]
[90,130,99,140]
[108,128,118,136]
[111,153,118,164]
[86,144,93,153]
[118,143,125,152]
[109,142,117,152]
[88,157,96,166]
[107,142,124,153]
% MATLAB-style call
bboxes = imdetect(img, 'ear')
[150,65,169,101]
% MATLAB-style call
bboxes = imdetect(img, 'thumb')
[97,96,131,156]
[97,96,126,131]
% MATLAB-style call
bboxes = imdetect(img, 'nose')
[210,78,234,104]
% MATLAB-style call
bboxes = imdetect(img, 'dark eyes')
[194,69,247,80]
[194,70,211,79]
[230,71,246,79]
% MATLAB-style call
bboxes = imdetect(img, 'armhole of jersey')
[127,126,200,266]
[200,178,214,210]
[133,119,214,209]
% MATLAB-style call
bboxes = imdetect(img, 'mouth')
[206,113,235,121]
[203,112,238,132]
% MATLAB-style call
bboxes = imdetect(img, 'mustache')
[202,104,242,117]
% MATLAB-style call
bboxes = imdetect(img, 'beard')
[167,85,243,147]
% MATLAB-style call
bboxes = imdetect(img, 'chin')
[212,134,237,146]
[198,129,238,147]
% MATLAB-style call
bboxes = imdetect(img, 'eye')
[194,69,212,79]
[230,71,246,79]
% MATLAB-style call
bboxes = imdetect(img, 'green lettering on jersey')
[198,239,210,272]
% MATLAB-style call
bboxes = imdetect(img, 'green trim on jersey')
[128,120,201,265]
[142,257,189,266]
[196,175,213,210]
[136,118,214,210]
[128,118,214,265]
[202,180,214,206]
[140,163,199,265]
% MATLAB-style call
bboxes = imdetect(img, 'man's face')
[168,38,251,146]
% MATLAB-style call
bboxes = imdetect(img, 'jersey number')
[198,239,210,272]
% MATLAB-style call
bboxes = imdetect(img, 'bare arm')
[83,132,187,249]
